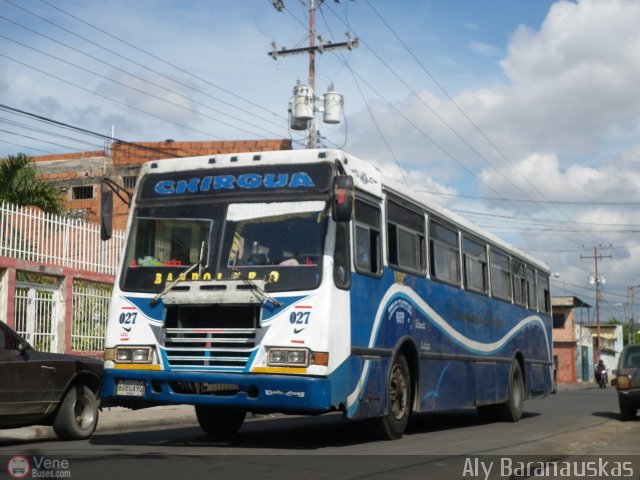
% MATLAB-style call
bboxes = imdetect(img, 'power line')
[0,54,227,141]
[0,127,92,152]
[362,0,564,213]
[419,190,640,206]
[0,104,200,159]
[0,115,106,150]
[0,32,283,139]
[0,138,55,154]
[332,1,639,297]
[34,0,287,123]
[332,57,531,211]
[1,0,289,144]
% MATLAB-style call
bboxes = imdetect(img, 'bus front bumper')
[100,368,335,413]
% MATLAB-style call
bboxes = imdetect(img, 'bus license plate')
[116,380,145,397]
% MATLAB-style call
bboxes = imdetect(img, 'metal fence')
[0,200,124,275]
[1,201,125,354]
[14,283,59,352]
[72,279,112,352]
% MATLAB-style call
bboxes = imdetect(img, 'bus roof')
[136,148,550,273]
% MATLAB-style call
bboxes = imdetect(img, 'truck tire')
[498,360,524,422]
[371,354,412,440]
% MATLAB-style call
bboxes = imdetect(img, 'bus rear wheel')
[372,354,412,440]
[498,360,524,422]
[195,406,246,437]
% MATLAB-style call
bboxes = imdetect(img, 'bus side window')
[526,267,537,310]
[489,249,512,301]
[462,236,488,294]
[354,199,382,276]
[537,272,550,313]
[512,260,527,306]
[386,198,426,274]
[429,220,460,285]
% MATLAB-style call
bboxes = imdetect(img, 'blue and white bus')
[100,148,552,439]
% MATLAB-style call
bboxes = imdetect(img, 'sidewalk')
[557,380,611,391]
[0,404,198,443]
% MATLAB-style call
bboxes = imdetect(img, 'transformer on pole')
[269,0,357,148]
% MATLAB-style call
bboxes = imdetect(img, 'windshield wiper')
[229,255,282,307]
[150,241,204,306]
[231,252,284,307]
[242,277,283,307]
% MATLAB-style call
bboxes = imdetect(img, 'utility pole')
[307,0,317,148]
[269,0,358,148]
[581,245,612,363]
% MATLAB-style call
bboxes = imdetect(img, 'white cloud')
[478,151,640,202]
[348,0,640,201]
[495,0,640,152]
[342,0,640,315]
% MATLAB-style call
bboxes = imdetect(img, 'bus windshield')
[120,200,327,293]
[224,201,325,268]
[220,201,327,291]
[128,217,211,268]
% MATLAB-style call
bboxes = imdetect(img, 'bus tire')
[498,360,524,422]
[52,384,99,440]
[195,406,246,437]
[371,354,412,440]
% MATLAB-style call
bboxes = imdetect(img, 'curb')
[97,405,198,433]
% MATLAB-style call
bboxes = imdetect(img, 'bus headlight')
[268,348,309,367]
[105,346,155,364]
[266,348,329,367]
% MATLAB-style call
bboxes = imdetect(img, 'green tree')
[607,317,640,346]
[0,153,64,214]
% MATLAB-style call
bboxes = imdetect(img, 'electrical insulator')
[323,90,343,124]
[288,98,307,130]
[293,84,315,120]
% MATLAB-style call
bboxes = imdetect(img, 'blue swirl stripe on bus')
[361,285,550,357]
[346,284,550,414]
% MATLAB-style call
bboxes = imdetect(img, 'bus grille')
[162,302,261,371]
[163,327,257,371]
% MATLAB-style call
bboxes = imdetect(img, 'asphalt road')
[1,384,638,480]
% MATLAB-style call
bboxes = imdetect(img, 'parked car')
[615,344,640,420]
[0,320,103,439]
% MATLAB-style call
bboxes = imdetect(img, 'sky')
[2,0,640,326]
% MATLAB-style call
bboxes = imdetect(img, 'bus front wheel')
[371,354,412,440]
[195,406,246,437]
[498,360,524,422]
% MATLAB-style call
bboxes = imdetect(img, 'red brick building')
[32,139,291,230]
[552,296,591,384]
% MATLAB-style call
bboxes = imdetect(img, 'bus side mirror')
[331,175,354,222]
[100,190,113,241]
